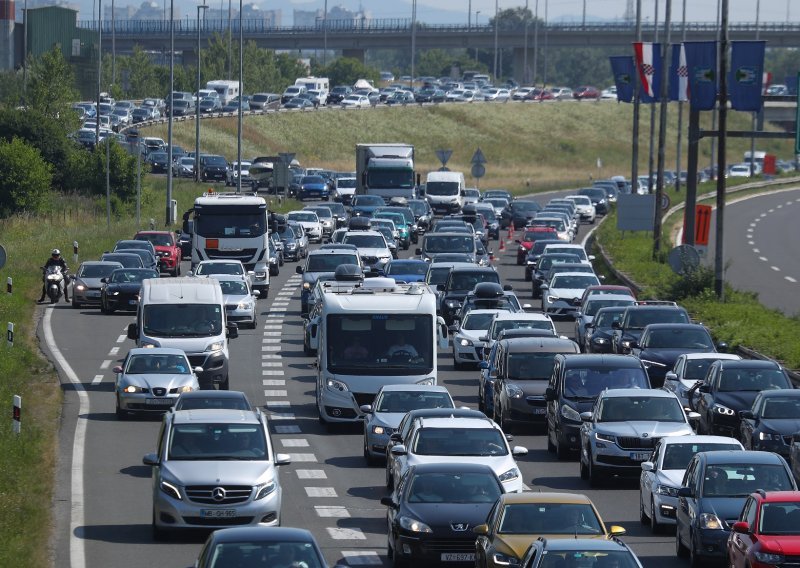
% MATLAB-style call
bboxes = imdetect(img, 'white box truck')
[355,143,417,203]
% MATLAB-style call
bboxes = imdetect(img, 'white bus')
[186,192,270,296]
[205,80,240,104]
[310,278,448,425]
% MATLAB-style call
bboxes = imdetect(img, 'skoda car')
[71,260,123,308]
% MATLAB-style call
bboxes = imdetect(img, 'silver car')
[114,348,201,418]
[579,389,696,486]
[212,274,259,329]
[361,384,454,465]
[71,260,123,308]
[143,408,291,539]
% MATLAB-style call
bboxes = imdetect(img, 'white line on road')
[92,375,104,385]
[266,400,291,407]
[315,505,350,518]
[752,247,759,253]
[263,390,288,397]
[288,453,317,461]
[269,412,296,420]
[262,353,282,359]
[266,313,284,318]
[786,276,797,283]
[262,338,281,343]
[263,325,283,330]
[99,359,112,369]
[263,331,282,336]
[116,335,126,343]
[297,469,327,479]
[262,379,286,386]
[43,308,87,568]
[340,551,382,565]
[280,439,310,447]
[261,345,280,351]
[327,528,366,540]
[262,361,282,367]
[262,370,285,376]
[771,266,781,271]
[305,487,337,497]
[271,302,290,307]
[108,347,119,356]
[760,213,768,217]
[759,256,769,262]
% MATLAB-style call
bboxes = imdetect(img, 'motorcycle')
[43,265,66,303]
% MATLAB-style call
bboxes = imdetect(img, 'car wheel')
[516,255,524,266]
[385,463,394,490]
[101,302,114,314]
[587,450,601,487]
[115,399,128,420]
[524,271,531,282]
[500,407,512,433]
[555,435,570,460]
[639,493,649,524]
[363,436,378,466]
[579,449,589,480]
[249,318,257,330]
[453,354,466,371]
[650,497,662,533]
[676,530,689,558]
[152,511,168,541]
[219,375,229,390]
[547,430,556,453]
[689,533,704,568]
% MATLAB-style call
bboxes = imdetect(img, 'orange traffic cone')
[498,238,505,252]
[507,222,515,240]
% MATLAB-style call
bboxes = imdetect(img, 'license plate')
[87,291,100,298]
[129,299,138,305]
[441,554,474,562]
[630,452,650,461]
[201,509,237,518]
[145,398,174,406]
[532,408,546,415]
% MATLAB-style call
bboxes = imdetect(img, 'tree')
[0,69,24,108]
[0,137,53,216]
[317,57,379,87]
[71,140,138,204]
[26,45,79,121]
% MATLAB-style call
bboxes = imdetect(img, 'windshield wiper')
[567,395,597,401]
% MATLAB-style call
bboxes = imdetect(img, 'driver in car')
[386,334,418,358]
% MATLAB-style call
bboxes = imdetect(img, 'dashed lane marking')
[771,266,781,271]
[262,379,286,386]
[262,353,282,359]
[261,345,280,351]
[262,370,285,376]
[266,313,284,318]
[116,335,126,343]
[92,375,104,385]
[315,506,350,518]
[266,400,291,407]
[752,247,759,252]
[786,277,797,283]
[759,256,769,262]
[263,331,282,336]
[263,390,288,397]
[262,338,281,343]
[262,362,283,367]
[296,469,327,479]
[100,359,112,369]
[274,425,301,434]
[108,347,120,356]
[340,551,383,565]
[305,487,337,497]
[327,528,366,540]
[280,439,310,447]
[269,412,296,420]
[288,453,317,461]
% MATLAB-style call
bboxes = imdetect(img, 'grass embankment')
[0,178,299,566]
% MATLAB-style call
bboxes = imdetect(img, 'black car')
[739,389,800,459]
[113,248,159,272]
[146,151,169,174]
[277,226,304,261]
[531,253,582,297]
[100,268,159,313]
[350,195,385,218]
[691,359,794,437]
[438,267,502,325]
[382,462,504,567]
[629,323,721,388]
[583,306,626,353]
[577,187,610,215]
[327,85,352,104]
[415,88,446,103]
[501,200,542,230]
[611,303,690,354]
[199,154,228,182]
[407,199,433,234]
[676,450,797,566]
[99,252,145,269]
[195,526,329,568]
[523,238,564,281]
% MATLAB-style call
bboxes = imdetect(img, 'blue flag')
[730,41,766,111]
[683,41,717,110]
[669,43,689,102]
[609,56,635,103]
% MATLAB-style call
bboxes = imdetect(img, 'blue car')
[350,195,384,217]
[478,342,501,415]
[299,175,329,200]
[384,259,429,283]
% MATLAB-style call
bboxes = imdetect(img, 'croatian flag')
[633,42,661,102]
[670,43,689,102]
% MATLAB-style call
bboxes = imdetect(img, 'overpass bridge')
[78,18,800,79]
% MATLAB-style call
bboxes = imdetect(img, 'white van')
[205,80,240,105]
[425,170,466,215]
[295,77,330,105]
[281,85,307,104]
[126,278,238,389]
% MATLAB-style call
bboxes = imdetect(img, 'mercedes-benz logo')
[451,523,469,532]
[212,487,226,502]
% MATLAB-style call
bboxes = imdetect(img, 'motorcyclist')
[38,249,70,303]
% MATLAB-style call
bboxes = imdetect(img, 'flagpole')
[653,0,672,257]
[710,0,721,179]
[714,0,729,299]
[631,0,642,193]
[748,0,760,177]
[675,0,687,192]
[647,0,659,194]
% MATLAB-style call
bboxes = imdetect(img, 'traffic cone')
[498,238,505,252]
[507,222,515,240]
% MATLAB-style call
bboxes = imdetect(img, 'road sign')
[278,152,296,165]
[796,72,800,153]
[695,204,712,246]
[668,245,701,275]
[435,149,453,168]
[660,194,671,211]
[471,148,487,165]
[0,244,6,270]
[471,163,486,179]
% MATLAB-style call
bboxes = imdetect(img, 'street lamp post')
[475,11,480,62]
[323,0,328,66]
[236,0,243,193]
[523,0,529,84]
[410,0,416,91]
[111,0,115,89]
[166,0,174,226]
[493,0,499,81]
[96,0,102,147]
[195,1,207,183]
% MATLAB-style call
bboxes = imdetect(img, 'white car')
[389,414,528,493]
[342,230,392,269]
[445,89,467,102]
[480,311,558,358]
[211,274,259,329]
[541,272,601,319]
[564,195,597,224]
[341,94,370,108]
[639,435,743,531]
[542,243,594,264]
[287,210,323,243]
[192,259,264,295]
[601,86,617,99]
[512,87,535,100]
[483,88,511,102]
[551,87,574,100]
[728,163,756,177]
[662,352,742,409]
[451,309,506,370]
[226,161,252,187]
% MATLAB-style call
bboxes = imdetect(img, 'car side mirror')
[716,341,728,352]
[479,335,488,342]
[226,322,239,339]
[448,325,459,333]
[127,323,139,340]
[473,524,489,535]
[391,445,407,456]
[665,372,678,381]
[295,266,304,274]
[579,411,593,422]
[415,248,422,255]
[100,277,108,283]
[512,446,528,457]
[640,461,654,472]
[275,453,292,465]
[792,432,800,443]
[732,521,750,534]
[503,284,512,291]
[609,525,626,537]
[360,404,373,414]
[739,410,755,420]
[540,284,549,290]
[380,496,397,508]
[587,255,596,261]
[252,290,260,297]
[389,432,402,443]
[545,387,556,401]
[142,453,159,466]
[698,384,711,393]
[677,487,694,498]
[612,321,621,329]
[479,361,489,369]
[437,284,445,291]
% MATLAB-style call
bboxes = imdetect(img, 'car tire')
[363,437,378,466]
[385,464,394,490]
[579,450,589,480]
[676,530,689,559]
[639,493,649,524]
[650,497,662,533]
[115,400,128,420]
[587,451,601,487]
[219,375,229,390]
[547,430,556,454]
[689,534,703,568]
[555,435,570,460]
[524,271,531,282]
[101,302,114,315]
[500,407,512,433]
[152,512,168,541]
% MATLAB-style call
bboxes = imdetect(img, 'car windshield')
[202,156,226,166]
[661,442,742,470]
[585,299,634,317]
[683,359,718,381]
[594,310,625,328]
[136,233,172,246]
[343,234,386,249]
[115,241,150,251]
[513,201,540,212]
[507,352,559,380]
[498,503,603,535]
[701,463,794,497]
[386,262,428,276]
[462,312,497,331]
[426,182,460,196]
[125,353,190,374]
[545,247,587,260]
[102,254,143,268]
[302,176,325,185]
[196,263,244,276]
[413,427,507,456]
[598,396,684,422]
[217,279,249,295]
[485,198,509,208]
[307,208,332,220]
[759,502,800,535]
[407,472,502,504]
[174,395,250,411]
[109,269,156,283]
[448,271,500,291]
[539,551,638,568]
[143,303,223,337]
[207,542,323,568]
[307,254,359,272]
[408,201,429,216]
[491,320,552,339]
[289,212,318,223]
[719,369,790,392]
[375,391,453,413]
[644,328,713,349]
[540,256,581,271]
[427,266,451,286]
[626,309,689,329]
[78,264,119,278]
[551,275,599,289]
[761,398,800,419]
[564,367,649,398]
[353,196,384,206]
[168,423,267,461]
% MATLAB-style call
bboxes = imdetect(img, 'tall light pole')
[523,0,529,84]
[195,1,208,182]
[749,0,760,177]
[675,0,687,192]
[475,11,480,62]
[323,0,328,66]
[166,0,174,226]
[468,0,471,27]
[111,0,115,89]
[543,0,549,86]
[236,0,243,193]
[493,0,499,81]
[647,0,659,194]
[227,0,232,79]
[96,0,102,147]
[533,0,539,85]
[410,0,416,91]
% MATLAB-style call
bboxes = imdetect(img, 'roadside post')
[12,395,21,434]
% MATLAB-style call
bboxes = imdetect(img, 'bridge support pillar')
[183,49,199,67]
[512,47,535,85]
[342,48,365,64]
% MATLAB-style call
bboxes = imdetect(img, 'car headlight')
[254,271,267,279]
[255,480,276,500]
[641,359,667,368]
[505,384,524,399]
[372,425,386,435]
[326,378,349,392]
[656,484,679,497]
[592,337,608,345]
[698,513,724,530]
[621,340,632,348]
[399,515,432,533]
[75,283,86,291]
[159,479,182,500]
[416,377,435,386]
[491,553,520,567]
[498,468,520,482]
[595,432,615,443]
[754,552,785,564]
[712,403,735,416]
[560,404,581,422]
[109,290,120,296]
[446,300,460,308]
[526,260,535,265]
[176,385,195,393]
[121,384,144,393]
[458,337,473,347]
[140,339,160,348]
[206,341,224,352]
[759,431,782,441]
[237,301,254,310]
[547,295,560,303]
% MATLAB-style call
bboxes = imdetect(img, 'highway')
[44,206,681,568]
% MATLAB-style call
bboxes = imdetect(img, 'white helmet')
[52,249,61,256]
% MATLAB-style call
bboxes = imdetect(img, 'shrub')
[0,137,53,216]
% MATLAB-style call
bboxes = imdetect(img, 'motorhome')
[294,77,330,105]
[205,80,240,105]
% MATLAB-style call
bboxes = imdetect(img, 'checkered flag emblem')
[642,64,655,76]
[677,65,688,77]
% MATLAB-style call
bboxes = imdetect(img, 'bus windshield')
[326,314,433,375]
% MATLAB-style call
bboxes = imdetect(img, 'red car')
[515,227,558,265]
[574,86,601,100]
[134,231,182,276]
[728,490,800,568]
[527,87,554,101]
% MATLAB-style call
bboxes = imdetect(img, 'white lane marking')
[786,276,797,283]
[266,400,290,407]
[327,528,366,540]
[752,248,759,253]
[262,338,281,343]
[270,307,288,312]
[777,204,783,209]
[263,325,283,330]
[116,335,126,343]
[264,390,288,397]
[771,266,781,272]
[269,412,296,420]
[274,425,301,434]
[315,506,350,518]
[340,551,382,565]
[262,353,281,359]
[263,331,282,336]
[280,439,309,447]
[296,469,327,479]
[769,208,775,213]
[266,313,284,318]
[262,361,283,367]
[749,223,757,227]
[760,213,768,217]
[759,256,769,262]
[277,291,294,296]
[789,201,796,205]
[92,375,104,385]
[262,370,285,376]
[271,302,290,307]
[288,453,317,461]
[305,487,337,497]
[748,241,755,246]
[100,359,112,369]
[108,347,119,356]
[261,345,280,351]
[262,379,286,386]
[43,308,87,568]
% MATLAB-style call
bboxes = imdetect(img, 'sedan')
[663,353,742,409]
[574,86,601,100]
[114,347,200,418]
[541,272,601,319]
[341,94,370,108]
[198,97,221,113]
[298,176,330,201]
[71,260,123,308]
[384,259,430,283]
[213,275,259,329]
[174,156,194,178]
[739,389,800,459]
[99,252,144,269]
[195,527,330,568]
[282,97,315,109]
[451,309,505,370]
[146,151,170,173]
[172,389,253,411]
[101,268,159,313]
[113,248,158,272]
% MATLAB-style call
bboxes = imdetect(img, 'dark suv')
[437,267,502,324]
[199,154,229,182]
[545,354,651,458]
[611,303,690,354]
